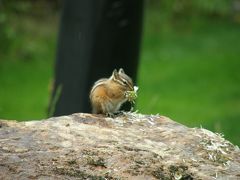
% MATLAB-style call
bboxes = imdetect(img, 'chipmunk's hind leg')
[114,111,124,116]
[106,112,115,118]
[91,101,104,114]
[106,111,124,118]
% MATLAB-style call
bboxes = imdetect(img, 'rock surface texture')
[0,113,240,180]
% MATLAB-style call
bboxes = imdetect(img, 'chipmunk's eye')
[123,80,127,85]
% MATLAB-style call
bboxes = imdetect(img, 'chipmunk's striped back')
[90,78,108,96]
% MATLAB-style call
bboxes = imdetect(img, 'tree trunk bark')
[50,0,143,116]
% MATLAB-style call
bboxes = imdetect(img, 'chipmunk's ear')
[118,68,125,74]
[112,69,118,79]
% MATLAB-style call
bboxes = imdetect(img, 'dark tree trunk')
[49,0,143,116]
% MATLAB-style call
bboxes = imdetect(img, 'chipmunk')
[90,68,134,115]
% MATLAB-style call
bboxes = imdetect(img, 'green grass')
[0,10,239,146]
[137,11,240,145]
[0,15,57,120]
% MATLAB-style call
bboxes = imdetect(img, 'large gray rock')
[0,113,239,179]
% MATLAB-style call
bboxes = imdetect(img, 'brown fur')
[90,69,134,114]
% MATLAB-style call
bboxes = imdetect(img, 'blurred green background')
[0,0,239,146]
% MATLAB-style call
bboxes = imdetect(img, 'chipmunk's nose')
[130,85,134,91]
